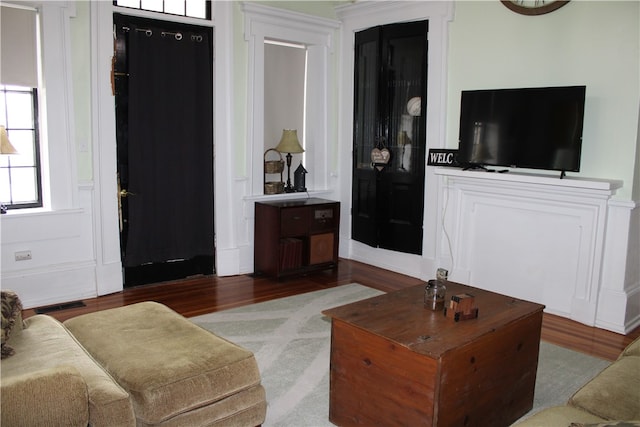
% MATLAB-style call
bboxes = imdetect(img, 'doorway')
[113,14,215,287]
[351,21,428,255]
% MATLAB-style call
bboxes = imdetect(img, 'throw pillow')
[1,290,23,359]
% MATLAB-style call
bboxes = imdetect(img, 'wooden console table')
[322,282,545,426]
[254,198,340,278]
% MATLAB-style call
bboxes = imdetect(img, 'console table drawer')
[280,207,309,236]
[310,206,337,232]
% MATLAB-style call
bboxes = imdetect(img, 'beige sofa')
[1,291,266,427]
[514,336,640,427]
[1,291,136,426]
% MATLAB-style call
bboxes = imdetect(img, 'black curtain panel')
[124,21,213,268]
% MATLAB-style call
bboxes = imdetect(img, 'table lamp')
[1,125,18,214]
[275,129,304,193]
[1,125,18,154]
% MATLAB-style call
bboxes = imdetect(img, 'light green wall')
[70,1,92,181]
[447,1,639,199]
[69,0,640,200]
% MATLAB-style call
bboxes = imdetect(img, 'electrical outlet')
[15,250,32,261]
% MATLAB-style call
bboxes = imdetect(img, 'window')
[0,2,80,216]
[114,0,211,20]
[0,85,42,210]
[1,3,42,212]
[243,3,339,195]
[264,40,307,163]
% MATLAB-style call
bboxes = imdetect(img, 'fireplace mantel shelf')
[434,167,623,193]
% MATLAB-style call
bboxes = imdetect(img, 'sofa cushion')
[569,355,640,420]
[1,314,136,426]
[135,384,267,427]
[1,365,89,427]
[513,405,607,426]
[619,336,640,358]
[1,290,23,359]
[64,301,265,425]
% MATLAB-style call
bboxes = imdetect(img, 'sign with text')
[427,149,459,167]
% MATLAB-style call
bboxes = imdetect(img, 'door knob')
[119,189,136,198]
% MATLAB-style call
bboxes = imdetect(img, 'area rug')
[190,283,610,427]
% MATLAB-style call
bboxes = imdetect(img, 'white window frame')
[1,1,78,213]
[113,0,210,20]
[0,85,43,209]
[242,3,339,196]
[39,1,78,211]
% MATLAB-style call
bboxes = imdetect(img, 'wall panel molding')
[0,187,98,309]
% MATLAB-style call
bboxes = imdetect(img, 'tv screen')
[457,86,586,173]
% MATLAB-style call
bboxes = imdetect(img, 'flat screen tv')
[457,86,586,176]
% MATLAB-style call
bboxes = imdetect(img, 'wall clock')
[501,1,570,16]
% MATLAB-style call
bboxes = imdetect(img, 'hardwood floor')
[24,259,639,361]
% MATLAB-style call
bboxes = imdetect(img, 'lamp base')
[284,153,294,193]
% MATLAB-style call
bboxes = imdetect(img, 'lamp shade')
[275,129,304,154]
[0,126,18,154]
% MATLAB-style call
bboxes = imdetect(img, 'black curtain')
[123,21,213,268]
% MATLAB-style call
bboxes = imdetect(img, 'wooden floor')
[24,259,640,361]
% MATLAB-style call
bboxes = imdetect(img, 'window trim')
[0,2,79,216]
[0,86,43,210]
[112,0,211,20]
[0,2,77,214]
[37,1,79,211]
[242,3,340,196]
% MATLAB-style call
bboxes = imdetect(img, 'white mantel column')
[597,200,640,333]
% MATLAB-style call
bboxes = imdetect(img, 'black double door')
[352,21,428,255]
[113,14,215,286]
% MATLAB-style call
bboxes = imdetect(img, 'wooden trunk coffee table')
[322,282,545,426]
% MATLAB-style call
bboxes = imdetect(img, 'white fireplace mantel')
[434,167,638,333]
